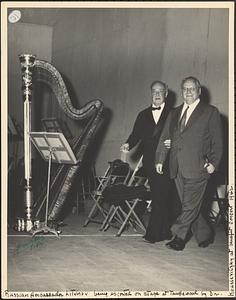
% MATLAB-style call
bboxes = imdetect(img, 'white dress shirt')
[152,102,165,124]
[180,98,200,125]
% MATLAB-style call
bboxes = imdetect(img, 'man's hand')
[156,163,163,174]
[120,143,129,152]
[164,139,171,149]
[204,162,215,174]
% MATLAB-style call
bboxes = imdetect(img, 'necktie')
[179,106,189,132]
[152,106,161,111]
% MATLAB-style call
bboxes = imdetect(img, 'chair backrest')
[94,159,131,194]
[109,159,131,182]
[101,156,151,206]
[127,156,149,189]
[94,165,112,193]
[109,159,130,174]
[130,175,148,187]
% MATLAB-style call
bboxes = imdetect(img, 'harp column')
[19,54,36,229]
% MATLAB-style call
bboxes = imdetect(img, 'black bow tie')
[152,106,161,111]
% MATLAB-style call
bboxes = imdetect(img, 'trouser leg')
[171,171,209,241]
[191,212,213,243]
[145,169,172,241]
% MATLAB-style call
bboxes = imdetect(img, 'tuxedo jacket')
[155,101,223,179]
[126,102,172,172]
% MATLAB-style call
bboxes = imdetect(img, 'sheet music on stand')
[29,132,77,238]
[41,118,62,133]
[30,132,77,164]
[41,117,73,140]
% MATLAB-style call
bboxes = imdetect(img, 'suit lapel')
[152,103,171,137]
[173,104,184,129]
[182,101,205,133]
[148,106,156,125]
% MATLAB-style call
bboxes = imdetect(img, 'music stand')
[42,117,73,140]
[41,117,62,133]
[29,132,77,238]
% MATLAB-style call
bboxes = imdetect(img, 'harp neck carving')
[35,59,103,120]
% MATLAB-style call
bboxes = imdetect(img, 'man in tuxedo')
[156,76,223,251]
[120,80,175,243]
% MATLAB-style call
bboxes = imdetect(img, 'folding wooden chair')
[100,156,151,236]
[83,159,131,227]
[208,182,228,235]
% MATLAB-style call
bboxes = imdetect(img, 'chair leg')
[116,209,125,225]
[215,187,228,236]
[104,206,119,231]
[125,200,146,231]
[116,200,146,236]
[100,204,130,232]
[100,205,114,231]
[116,203,136,236]
[115,206,136,235]
[83,195,106,227]
[217,198,228,236]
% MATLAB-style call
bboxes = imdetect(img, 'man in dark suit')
[156,76,223,251]
[120,80,174,243]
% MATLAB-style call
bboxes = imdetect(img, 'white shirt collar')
[181,98,200,123]
[152,102,165,124]
[183,98,200,110]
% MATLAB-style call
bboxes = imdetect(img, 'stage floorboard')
[6,204,228,292]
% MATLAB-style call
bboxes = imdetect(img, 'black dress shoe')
[166,236,185,251]
[198,238,214,248]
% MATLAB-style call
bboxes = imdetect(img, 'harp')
[19,54,104,224]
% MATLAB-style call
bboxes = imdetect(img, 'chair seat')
[100,172,151,236]
[83,160,131,227]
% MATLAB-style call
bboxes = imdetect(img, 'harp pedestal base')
[31,225,61,238]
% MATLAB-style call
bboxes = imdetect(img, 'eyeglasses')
[182,87,198,93]
[151,90,166,95]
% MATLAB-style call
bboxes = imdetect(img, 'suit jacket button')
[178,148,182,151]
